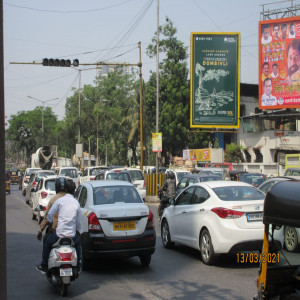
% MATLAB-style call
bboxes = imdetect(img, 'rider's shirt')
[47,193,81,238]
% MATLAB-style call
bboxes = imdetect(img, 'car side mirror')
[169,198,175,206]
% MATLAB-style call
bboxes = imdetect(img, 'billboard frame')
[259,16,300,110]
[190,32,240,129]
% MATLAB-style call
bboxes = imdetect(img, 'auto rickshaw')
[255,180,300,299]
[5,170,10,194]
[9,169,19,184]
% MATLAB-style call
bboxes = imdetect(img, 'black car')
[176,174,222,196]
[238,172,267,188]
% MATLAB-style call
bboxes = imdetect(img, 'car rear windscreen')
[128,170,144,181]
[60,169,78,178]
[213,186,265,201]
[93,186,142,205]
[106,173,131,182]
[45,179,56,191]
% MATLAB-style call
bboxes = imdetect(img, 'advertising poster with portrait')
[190,33,240,128]
[259,16,300,109]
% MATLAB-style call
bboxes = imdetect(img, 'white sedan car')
[161,181,265,265]
[75,180,156,270]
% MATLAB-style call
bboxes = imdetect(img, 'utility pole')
[0,0,7,298]
[27,96,59,143]
[138,42,143,171]
[155,0,160,173]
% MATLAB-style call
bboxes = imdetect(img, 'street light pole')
[27,96,59,143]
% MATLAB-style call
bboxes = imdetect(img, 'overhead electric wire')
[4,0,135,14]
[94,0,153,62]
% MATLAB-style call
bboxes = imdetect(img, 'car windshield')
[45,179,56,191]
[240,174,265,186]
[213,186,265,201]
[106,172,131,182]
[128,170,144,181]
[35,172,55,182]
[177,172,190,182]
[60,169,78,178]
[93,186,142,205]
[90,168,104,175]
[25,168,41,176]
[200,176,222,182]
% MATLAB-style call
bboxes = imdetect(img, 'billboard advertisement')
[259,16,300,109]
[190,33,240,128]
[152,133,162,152]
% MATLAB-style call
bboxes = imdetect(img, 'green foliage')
[145,17,208,163]
[6,107,58,163]
[224,143,244,163]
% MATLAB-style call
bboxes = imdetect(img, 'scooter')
[46,237,79,297]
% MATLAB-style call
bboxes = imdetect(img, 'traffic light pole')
[10,42,144,171]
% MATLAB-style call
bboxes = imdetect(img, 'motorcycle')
[46,237,79,297]
[157,185,170,220]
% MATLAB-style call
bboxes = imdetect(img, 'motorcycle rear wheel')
[60,283,68,297]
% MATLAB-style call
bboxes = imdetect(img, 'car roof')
[167,169,190,173]
[195,181,252,189]
[183,174,221,178]
[81,180,133,188]
[200,167,224,171]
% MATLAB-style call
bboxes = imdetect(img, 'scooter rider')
[36,177,82,274]
[158,171,176,217]
[37,179,67,242]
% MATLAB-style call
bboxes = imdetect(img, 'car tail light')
[33,181,37,186]
[143,180,146,188]
[146,210,154,229]
[42,206,47,211]
[211,207,244,219]
[41,191,48,199]
[90,178,95,181]
[88,212,103,232]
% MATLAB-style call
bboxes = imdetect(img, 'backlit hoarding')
[259,16,300,109]
[190,33,240,128]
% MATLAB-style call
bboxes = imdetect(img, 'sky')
[3,0,286,122]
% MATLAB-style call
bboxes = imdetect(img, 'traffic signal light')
[42,58,79,67]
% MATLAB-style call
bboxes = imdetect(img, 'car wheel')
[139,254,151,267]
[161,219,175,249]
[285,226,299,252]
[22,190,26,196]
[32,213,36,221]
[200,229,216,265]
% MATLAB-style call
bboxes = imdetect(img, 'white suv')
[81,166,108,183]
[54,167,81,188]
[113,168,146,201]
[22,167,42,196]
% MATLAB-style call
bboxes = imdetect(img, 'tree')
[6,107,58,164]
[224,143,245,163]
[145,18,209,164]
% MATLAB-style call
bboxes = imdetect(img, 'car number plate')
[113,221,136,231]
[247,213,263,222]
[60,268,72,277]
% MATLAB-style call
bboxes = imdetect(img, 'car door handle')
[199,209,205,212]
